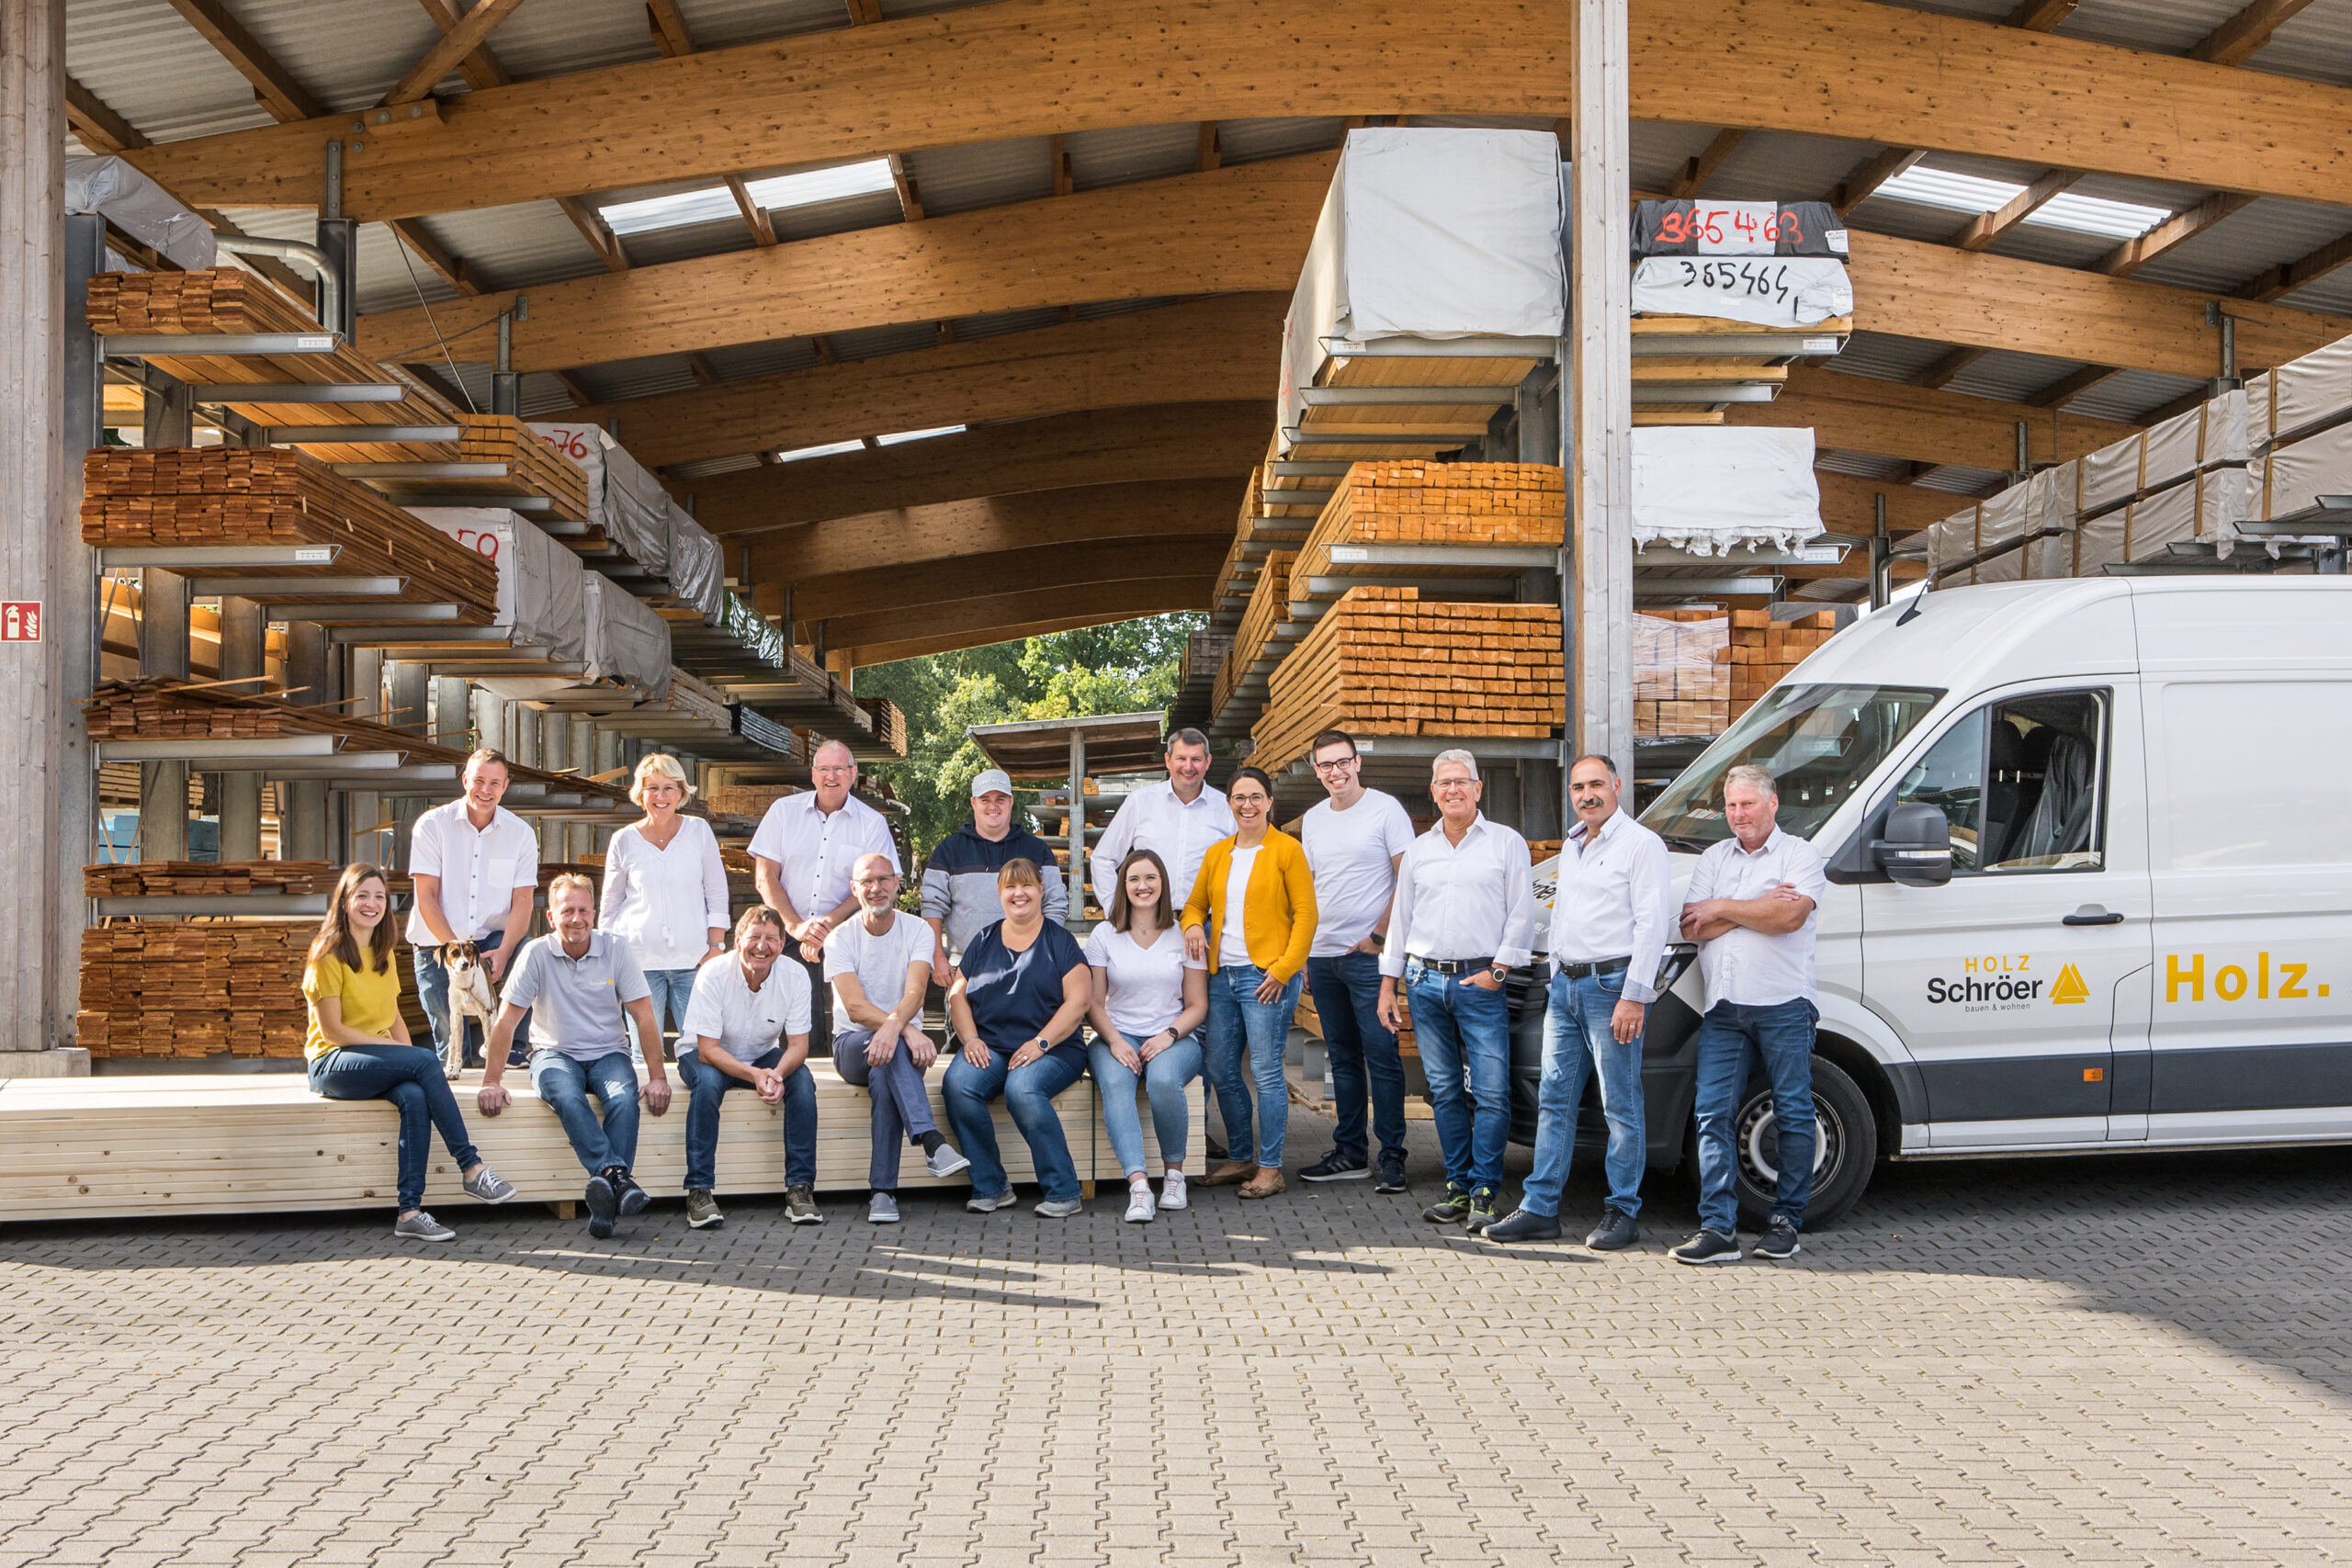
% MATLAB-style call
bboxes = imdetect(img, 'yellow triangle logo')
[2050,964,2090,1005]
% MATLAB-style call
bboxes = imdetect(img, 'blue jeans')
[1089,1034,1203,1179]
[677,1046,816,1191]
[1406,962,1512,1190]
[1306,953,1405,1165]
[413,925,528,1068]
[831,1026,940,1193]
[643,967,701,1060]
[528,1049,642,1176]
[1205,964,1303,1170]
[1692,998,1819,1235]
[941,1046,1086,1203]
[309,1043,481,1213]
[1522,970,1646,1220]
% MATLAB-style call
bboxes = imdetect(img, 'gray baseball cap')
[970,768,1014,799]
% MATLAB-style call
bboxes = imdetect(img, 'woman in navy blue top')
[943,857,1093,1216]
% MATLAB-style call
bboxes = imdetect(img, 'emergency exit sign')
[1,602,40,642]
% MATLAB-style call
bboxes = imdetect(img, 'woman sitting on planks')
[303,863,517,1241]
[941,857,1095,1218]
[1084,848,1207,1224]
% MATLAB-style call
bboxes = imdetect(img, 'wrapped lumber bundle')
[77,922,313,1058]
[1726,610,1838,721]
[2245,334,2352,448]
[67,156,218,271]
[583,574,673,701]
[453,415,592,520]
[1629,198,1852,328]
[1250,588,1563,774]
[82,447,498,621]
[84,861,412,898]
[707,784,798,819]
[2078,389,2249,513]
[1631,428,1823,554]
[666,501,727,622]
[1634,611,1729,739]
[85,266,314,333]
[1216,550,1295,718]
[2249,420,2352,528]
[406,508,587,660]
[528,422,671,573]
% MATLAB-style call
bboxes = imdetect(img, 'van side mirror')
[1872,802,1953,887]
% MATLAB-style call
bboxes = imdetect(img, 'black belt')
[1411,954,1497,976]
[1554,955,1632,980]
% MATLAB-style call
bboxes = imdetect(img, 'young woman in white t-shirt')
[1084,849,1207,1223]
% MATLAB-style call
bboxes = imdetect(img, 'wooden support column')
[0,0,93,1054]
[214,598,265,860]
[1567,0,1634,780]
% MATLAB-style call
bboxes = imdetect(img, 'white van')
[1546,576,2352,1226]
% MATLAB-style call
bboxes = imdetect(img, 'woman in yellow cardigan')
[1182,765,1317,1198]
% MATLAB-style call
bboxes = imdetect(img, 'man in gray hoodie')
[919,768,1069,978]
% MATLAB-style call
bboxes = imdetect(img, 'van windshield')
[1641,682,1945,850]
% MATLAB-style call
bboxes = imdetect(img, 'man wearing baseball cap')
[920,768,1069,978]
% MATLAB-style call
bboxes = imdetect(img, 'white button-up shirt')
[1683,827,1827,1010]
[1090,778,1235,912]
[1380,812,1536,978]
[598,816,730,971]
[747,792,899,922]
[1549,809,1675,1004]
[403,797,538,947]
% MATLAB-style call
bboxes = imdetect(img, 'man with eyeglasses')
[750,737,900,1056]
[1295,729,1417,1193]
[1378,750,1534,1234]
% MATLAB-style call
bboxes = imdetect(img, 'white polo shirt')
[403,797,538,947]
[1683,828,1827,1010]
[747,791,899,922]
[679,953,813,1065]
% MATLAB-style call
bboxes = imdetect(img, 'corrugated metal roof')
[65,0,276,145]
[2053,0,2247,55]
[2132,198,2352,295]
[1819,333,1954,383]
[1943,349,2086,403]
[899,138,1056,218]
[2062,367,2210,423]
[1218,117,1350,164]
[1697,130,1884,207]
[2245,0,2352,86]
[1065,124,1203,191]
[1815,451,1915,480]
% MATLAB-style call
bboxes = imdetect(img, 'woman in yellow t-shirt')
[304,863,515,1241]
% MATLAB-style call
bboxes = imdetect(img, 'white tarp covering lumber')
[583,574,673,701]
[2247,335,2352,446]
[529,423,671,574]
[1629,427,1823,553]
[1628,256,1853,329]
[406,508,587,661]
[65,156,217,271]
[1278,129,1566,434]
[665,501,726,622]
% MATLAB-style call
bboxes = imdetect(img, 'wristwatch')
[1488,964,1509,984]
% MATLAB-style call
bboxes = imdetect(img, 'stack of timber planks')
[1250,588,1563,776]
[858,697,908,760]
[84,862,411,898]
[85,267,318,335]
[706,784,798,819]
[78,921,313,1059]
[1295,462,1565,576]
[83,448,499,620]
[1727,609,1838,718]
[1215,550,1295,719]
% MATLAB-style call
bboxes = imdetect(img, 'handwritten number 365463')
[1653,209,1808,246]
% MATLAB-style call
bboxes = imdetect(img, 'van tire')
[1729,1055,1878,1231]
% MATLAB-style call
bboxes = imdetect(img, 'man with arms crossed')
[407,748,538,1069]
[1295,729,1417,1192]
[1486,754,1672,1248]
[1091,728,1233,916]
[1378,750,1535,1235]
[831,852,971,1224]
[1671,763,1826,1265]
[675,905,820,1230]
[477,874,672,1238]
[749,738,899,1057]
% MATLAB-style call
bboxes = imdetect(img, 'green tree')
[856,613,1202,868]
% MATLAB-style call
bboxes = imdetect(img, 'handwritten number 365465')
[1675,260,1794,303]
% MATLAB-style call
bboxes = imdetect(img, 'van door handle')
[2062,908,2125,926]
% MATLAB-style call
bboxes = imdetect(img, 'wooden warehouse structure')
[4,0,2352,1072]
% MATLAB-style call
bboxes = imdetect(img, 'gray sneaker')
[393,1211,456,1243]
[461,1167,515,1204]
[965,1189,1017,1214]
[684,1189,722,1229]
[867,1192,900,1224]
[784,1185,823,1224]
[924,1142,971,1179]
[1034,1196,1084,1218]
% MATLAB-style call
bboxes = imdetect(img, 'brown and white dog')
[438,941,501,1079]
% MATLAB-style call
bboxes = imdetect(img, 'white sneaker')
[1124,1183,1157,1223]
[867,1192,900,1224]
[1159,1172,1189,1211]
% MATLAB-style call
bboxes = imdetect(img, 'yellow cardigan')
[1181,829,1317,982]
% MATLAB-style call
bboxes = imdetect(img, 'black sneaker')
[614,1168,650,1217]
[1299,1150,1370,1183]
[1754,1215,1802,1260]
[1374,1151,1408,1194]
[1669,1228,1742,1266]
[1585,1209,1640,1251]
[1482,1208,1561,1244]
[584,1169,618,1229]
[1422,1180,1472,1224]
[1464,1185,1503,1232]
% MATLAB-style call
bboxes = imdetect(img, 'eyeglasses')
[1432,776,1477,791]
[1311,756,1358,773]
[812,764,855,776]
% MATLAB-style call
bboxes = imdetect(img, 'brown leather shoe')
[1199,1160,1260,1188]
[1238,1169,1286,1200]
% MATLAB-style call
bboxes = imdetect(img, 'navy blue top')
[959,918,1089,1068]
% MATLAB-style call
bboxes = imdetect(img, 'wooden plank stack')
[82,447,499,621]
[76,921,314,1058]
[1295,461,1565,581]
[1635,610,1730,739]
[84,862,412,898]
[706,784,798,820]
[1250,588,1564,774]
[286,415,594,521]
[1215,549,1295,718]
[859,696,908,759]
[1727,608,1838,718]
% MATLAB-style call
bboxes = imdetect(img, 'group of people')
[300,721,1827,1267]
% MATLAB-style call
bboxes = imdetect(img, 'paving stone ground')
[5,1108,2352,1566]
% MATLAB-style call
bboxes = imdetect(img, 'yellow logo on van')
[2049,964,2089,1005]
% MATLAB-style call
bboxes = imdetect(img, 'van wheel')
[1731,1055,1877,1231]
